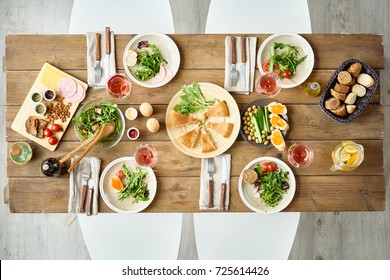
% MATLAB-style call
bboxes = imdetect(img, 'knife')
[86,161,95,216]
[105,26,111,79]
[220,155,228,211]
[207,157,215,208]
[240,36,247,90]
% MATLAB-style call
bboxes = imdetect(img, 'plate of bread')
[320,58,379,123]
[166,82,240,158]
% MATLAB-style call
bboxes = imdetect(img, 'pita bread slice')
[170,111,198,128]
[206,122,233,138]
[205,100,229,117]
[177,128,199,149]
[201,130,216,153]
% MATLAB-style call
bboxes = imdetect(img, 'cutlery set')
[230,36,248,90]
[208,155,229,210]
[93,26,111,85]
[79,161,95,216]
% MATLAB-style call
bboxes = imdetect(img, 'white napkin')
[68,156,101,215]
[200,154,231,210]
[224,36,257,94]
[86,31,117,87]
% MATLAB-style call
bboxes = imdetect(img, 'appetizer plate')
[238,157,296,214]
[123,33,180,88]
[99,157,157,213]
[257,33,314,88]
[319,58,379,123]
[240,99,288,148]
[166,82,241,158]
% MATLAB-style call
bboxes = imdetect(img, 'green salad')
[72,102,122,143]
[131,41,167,81]
[118,164,150,203]
[253,162,290,207]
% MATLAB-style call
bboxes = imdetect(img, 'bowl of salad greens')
[123,33,180,88]
[73,100,125,149]
[238,157,296,213]
[257,33,314,88]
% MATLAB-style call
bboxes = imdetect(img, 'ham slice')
[57,77,77,98]
[67,83,85,103]
[151,65,166,84]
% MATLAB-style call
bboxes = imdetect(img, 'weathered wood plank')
[8,174,385,213]
[5,34,384,71]
[6,104,385,142]
[5,69,381,105]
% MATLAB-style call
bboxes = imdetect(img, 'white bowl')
[257,33,314,88]
[123,33,180,88]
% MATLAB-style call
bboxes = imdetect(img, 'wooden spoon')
[67,123,115,173]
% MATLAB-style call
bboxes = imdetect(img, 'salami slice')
[151,65,166,84]
[57,77,77,98]
[67,83,86,103]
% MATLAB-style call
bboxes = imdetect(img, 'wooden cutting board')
[11,62,88,151]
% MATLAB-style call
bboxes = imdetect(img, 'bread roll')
[346,105,357,114]
[351,83,367,97]
[325,97,341,110]
[347,62,362,78]
[357,73,374,87]
[337,71,354,86]
[345,92,357,105]
[330,88,347,101]
[334,83,350,94]
[331,105,347,117]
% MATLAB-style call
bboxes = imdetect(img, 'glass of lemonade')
[331,141,364,172]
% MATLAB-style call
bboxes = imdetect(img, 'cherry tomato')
[267,162,277,173]
[282,70,292,79]
[261,162,269,173]
[48,136,58,145]
[117,169,125,179]
[43,128,53,137]
[51,124,62,132]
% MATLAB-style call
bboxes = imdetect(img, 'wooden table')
[5,34,385,213]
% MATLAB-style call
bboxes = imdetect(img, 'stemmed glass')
[134,144,158,168]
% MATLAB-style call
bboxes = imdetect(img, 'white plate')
[99,157,157,213]
[257,33,314,88]
[238,157,296,214]
[123,33,180,88]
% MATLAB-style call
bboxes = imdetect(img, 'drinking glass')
[106,73,132,99]
[330,141,364,172]
[255,72,281,98]
[134,144,158,168]
[287,143,314,168]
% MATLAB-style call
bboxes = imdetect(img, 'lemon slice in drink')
[125,49,138,67]
[340,148,351,162]
[341,141,358,154]
[346,152,360,167]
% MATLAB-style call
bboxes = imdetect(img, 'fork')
[94,33,102,84]
[79,162,91,213]
[230,36,239,86]
[208,157,215,208]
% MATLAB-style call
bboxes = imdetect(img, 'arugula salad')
[262,42,307,79]
[72,102,122,143]
[130,40,167,81]
[117,164,150,203]
[252,161,290,207]
[173,82,218,115]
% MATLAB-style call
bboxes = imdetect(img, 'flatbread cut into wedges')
[201,130,216,153]
[205,100,229,117]
[177,128,199,149]
[170,111,198,128]
[206,122,233,138]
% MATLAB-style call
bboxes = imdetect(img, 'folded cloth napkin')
[199,154,231,210]
[68,156,101,215]
[224,36,257,94]
[86,31,117,87]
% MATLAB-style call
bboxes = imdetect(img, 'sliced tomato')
[262,59,271,72]
[117,169,125,179]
